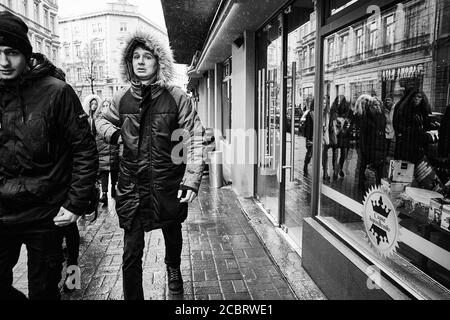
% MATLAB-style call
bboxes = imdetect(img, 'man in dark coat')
[0,11,98,300]
[96,31,205,299]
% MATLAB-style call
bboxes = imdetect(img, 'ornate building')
[59,0,187,101]
[0,0,60,64]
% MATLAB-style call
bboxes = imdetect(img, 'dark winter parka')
[96,31,206,232]
[0,54,98,229]
[393,90,431,163]
[360,99,387,165]
[330,96,351,148]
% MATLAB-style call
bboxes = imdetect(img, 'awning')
[161,0,222,64]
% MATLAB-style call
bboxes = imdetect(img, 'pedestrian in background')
[330,95,351,180]
[303,99,314,177]
[83,95,110,204]
[0,11,98,300]
[96,30,206,299]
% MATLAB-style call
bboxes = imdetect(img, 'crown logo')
[371,196,391,218]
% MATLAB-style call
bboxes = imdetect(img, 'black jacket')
[96,31,205,232]
[0,54,98,229]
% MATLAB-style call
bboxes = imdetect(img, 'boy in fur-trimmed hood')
[96,30,206,299]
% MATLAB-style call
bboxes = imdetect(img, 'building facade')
[0,0,60,64]
[163,0,450,299]
[59,0,186,101]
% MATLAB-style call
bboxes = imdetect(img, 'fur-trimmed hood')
[82,94,102,118]
[121,30,174,88]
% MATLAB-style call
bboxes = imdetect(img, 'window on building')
[405,3,428,47]
[46,44,50,58]
[92,23,97,33]
[327,39,335,65]
[75,44,81,57]
[98,23,102,32]
[99,65,104,78]
[355,28,364,58]
[309,45,315,67]
[384,15,395,52]
[33,1,39,22]
[50,15,55,34]
[22,0,28,16]
[368,21,377,53]
[340,33,348,60]
[64,45,69,58]
[93,66,98,79]
[52,49,56,63]
[77,68,82,81]
[120,23,127,32]
[35,39,42,53]
[43,8,49,28]
[98,41,103,56]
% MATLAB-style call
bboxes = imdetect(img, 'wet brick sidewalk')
[12,177,301,300]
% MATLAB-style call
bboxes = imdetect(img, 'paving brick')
[11,177,302,301]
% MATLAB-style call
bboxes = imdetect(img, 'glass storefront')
[256,0,450,297]
[317,0,450,297]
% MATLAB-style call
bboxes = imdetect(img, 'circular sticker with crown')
[363,186,400,258]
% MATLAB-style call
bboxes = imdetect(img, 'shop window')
[319,0,450,296]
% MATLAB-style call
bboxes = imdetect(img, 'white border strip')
[321,185,450,271]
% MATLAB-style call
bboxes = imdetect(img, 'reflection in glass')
[320,0,450,295]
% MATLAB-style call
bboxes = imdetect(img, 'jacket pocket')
[153,185,187,224]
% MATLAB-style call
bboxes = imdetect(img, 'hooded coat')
[0,53,98,228]
[96,31,205,232]
[82,94,111,172]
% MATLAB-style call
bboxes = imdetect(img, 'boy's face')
[0,46,28,80]
[132,46,157,81]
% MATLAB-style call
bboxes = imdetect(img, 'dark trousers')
[99,170,110,193]
[110,169,119,192]
[0,226,63,300]
[122,214,183,300]
[63,223,80,267]
[304,141,313,169]
[100,170,119,193]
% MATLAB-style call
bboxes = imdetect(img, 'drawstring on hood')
[121,30,175,100]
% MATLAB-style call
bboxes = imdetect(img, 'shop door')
[282,1,316,249]
[256,1,315,232]
[256,15,284,224]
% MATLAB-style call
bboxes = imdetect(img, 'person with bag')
[96,30,206,299]
[0,11,98,300]
[360,97,387,186]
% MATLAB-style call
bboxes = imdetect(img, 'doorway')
[256,0,315,251]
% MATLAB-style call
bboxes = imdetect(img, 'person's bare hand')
[177,189,197,203]
[54,207,79,227]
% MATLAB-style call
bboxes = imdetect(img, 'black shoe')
[323,174,330,182]
[167,266,183,295]
[339,170,345,178]
[303,167,308,177]
[111,188,116,199]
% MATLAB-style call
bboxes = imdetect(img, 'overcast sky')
[58,0,166,30]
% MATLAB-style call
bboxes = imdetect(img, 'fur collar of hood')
[121,30,174,88]
[82,94,102,118]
